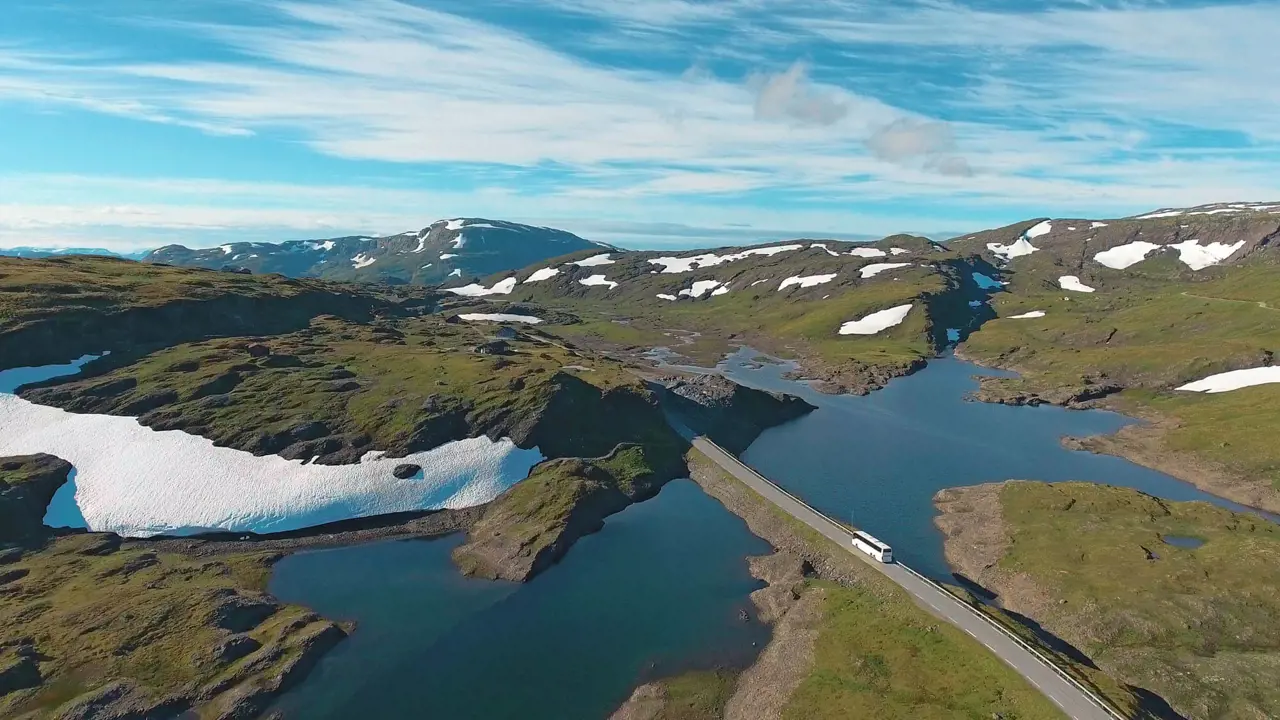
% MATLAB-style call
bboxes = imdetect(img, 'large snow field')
[458,313,542,324]
[859,262,911,279]
[0,357,544,537]
[445,277,518,297]
[524,267,560,283]
[1171,239,1246,271]
[837,304,913,335]
[1177,367,1280,394]
[1094,241,1162,269]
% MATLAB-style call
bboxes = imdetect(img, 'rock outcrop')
[0,454,73,543]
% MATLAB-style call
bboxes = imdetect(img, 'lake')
[718,347,1267,578]
[269,479,771,720]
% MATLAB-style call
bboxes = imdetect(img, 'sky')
[2,0,1278,251]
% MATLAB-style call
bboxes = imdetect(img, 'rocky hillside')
[144,218,610,286]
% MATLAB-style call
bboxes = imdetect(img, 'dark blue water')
[718,348,1267,579]
[1161,535,1206,549]
[270,479,770,720]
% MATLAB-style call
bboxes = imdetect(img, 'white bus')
[851,531,894,563]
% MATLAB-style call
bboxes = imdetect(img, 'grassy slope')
[992,481,1280,719]
[962,261,1280,491]
[0,532,337,718]
[683,450,1067,720]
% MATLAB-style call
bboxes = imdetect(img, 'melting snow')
[458,313,542,324]
[452,234,467,249]
[445,277,516,296]
[1135,209,1185,219]
[1178,367,1280,394]
[0,357,544,537]
[351,254,376,269]
[1008,311,1046,319]
[778,273,837,291]
[889,248,910,256]
[574,254,616,267]
[810,243,840,257]
[678,280,725,298]
[524,267,560,283]
[848,247,887,258]
[1058,275,1096,293]
[413,236,427,253]
[1091,222,1109,229]
[656,294,678,301]
[449,269,462,278]
[445,219,466,231]
[838,304,913,335]
[711,285,729,296]
[219,245,234,255]
[579,274,619,289]
[986,237,1039,260]
[440,253,458,260]
[1170,239,1245,271]
[648,244,803,273]
[750,278,771,286]
[1025,221,1053,239]
[859,262,911,279]
[1094,241,1162,269]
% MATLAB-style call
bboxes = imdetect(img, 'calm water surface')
[270,479,769,720]
[718,348,1266,579]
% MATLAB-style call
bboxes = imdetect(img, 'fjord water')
[720,349,1267,579]
[270,479,769,720]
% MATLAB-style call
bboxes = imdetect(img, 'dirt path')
[1180,291,1277,311]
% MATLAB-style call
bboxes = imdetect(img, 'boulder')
[393,464,421,480]
[246,344,271,358]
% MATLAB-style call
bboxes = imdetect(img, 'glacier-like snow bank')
[859,263,911,279]
[579,274,619,289]
[1058,276,1095,293]
[573,254,616,267]
[1170,239,1245,271]
[524,267,560,283]
[838,304,913,335]
[445,277,517,297]
[848,247,887,258]
[1177,367,1280,394]
[0,357,544,537]
[986,237,1038,260]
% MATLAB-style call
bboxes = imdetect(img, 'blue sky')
[2,0,1278,251]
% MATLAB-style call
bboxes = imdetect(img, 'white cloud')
[750,61,848,126]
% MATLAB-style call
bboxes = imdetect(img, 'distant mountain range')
[0,247,151,260]
[142,218,612,285]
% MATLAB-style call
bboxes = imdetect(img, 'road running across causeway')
[692,436,1118,720]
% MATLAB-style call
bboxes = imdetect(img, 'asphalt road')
[692,437,1119,720]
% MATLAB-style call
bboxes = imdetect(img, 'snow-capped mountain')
[143,218,611,285]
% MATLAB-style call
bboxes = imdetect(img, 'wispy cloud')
[0,0,1278,248]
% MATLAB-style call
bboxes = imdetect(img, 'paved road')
[692,437,1118,720]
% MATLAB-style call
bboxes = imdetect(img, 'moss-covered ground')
[991,481,1280,719]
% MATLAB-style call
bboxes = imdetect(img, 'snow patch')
[579,274,619,289]
[524,267,560,283]
[573,253,616,267]
[778,273,837,291]
[859,262,911,279]
[888,248,910,256]
[750,278,771,286]
[1025,220,1053,239]
[838,304,913,335]
[413,236,427,253]
[1170,239,1246,271]
[1094,241,1162,269]
[1090,222,1109,229]
[987,237,1039,260]
[445,277,516,296]
[440,253,458,260]
[656,294,678,301]
[452,234,467,249]
[0,357,543,537]
[678,280,725,298]
[1008,311,1046,319]
[219,245,234,255]
[458,313,542,324]
[809,243,840,257]
[648,244,803,273]
[711,285,729,296]
[351,254,376,269]
[1058,276,1096,293]
[444,219,466,231]
[449,269,461,277]
[848,247,887,258]
[1178,367,1280,394]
